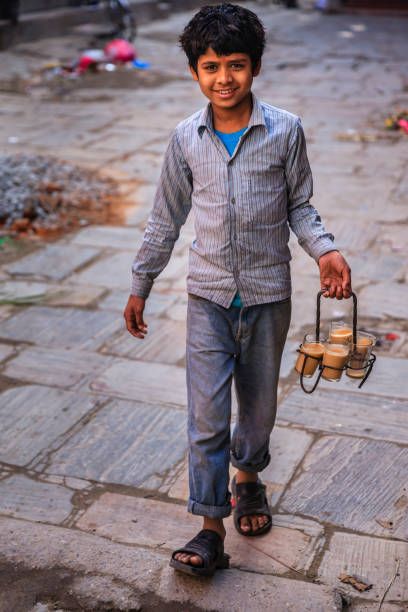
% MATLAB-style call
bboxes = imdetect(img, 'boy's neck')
[211,92,253,133]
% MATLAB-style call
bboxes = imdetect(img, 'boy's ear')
[189,65,199,81]
[253,60,262,77]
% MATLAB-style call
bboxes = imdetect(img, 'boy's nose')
[217,68,233,85]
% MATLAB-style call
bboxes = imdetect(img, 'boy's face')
[190,48,260,113]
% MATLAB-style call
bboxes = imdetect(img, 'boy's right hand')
[124,295,148,339]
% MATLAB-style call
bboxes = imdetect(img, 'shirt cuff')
[131,274,153,299]
[308,237,338,262]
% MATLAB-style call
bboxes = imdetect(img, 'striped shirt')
[131,94,335,308]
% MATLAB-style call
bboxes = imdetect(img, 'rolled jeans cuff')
[188,498,232,519]
[230,451,271,473]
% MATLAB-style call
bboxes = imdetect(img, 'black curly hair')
[179,4,266,73]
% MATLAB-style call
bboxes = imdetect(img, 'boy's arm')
[286,119,351,299]
[124,130,193,338]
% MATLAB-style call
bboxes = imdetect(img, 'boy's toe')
[240,516,252,532]
[189,554,203,566]
[250,516,259,532]
[175,552,203,566]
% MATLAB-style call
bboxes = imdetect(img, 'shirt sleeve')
[286,118,337,262]
[131,130,193,298]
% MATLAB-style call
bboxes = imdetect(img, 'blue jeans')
[186,294,291,519]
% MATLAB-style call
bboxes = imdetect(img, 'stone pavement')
[0,4,407,611]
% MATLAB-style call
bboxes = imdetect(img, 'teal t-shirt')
[214,127,247,308]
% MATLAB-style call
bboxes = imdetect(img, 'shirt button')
[231,197,236,205]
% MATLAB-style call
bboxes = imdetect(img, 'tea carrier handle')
[315,290,358,344]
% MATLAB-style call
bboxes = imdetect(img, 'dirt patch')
[0,153,130,242]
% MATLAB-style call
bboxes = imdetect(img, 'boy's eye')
[230,63,244,69]
[205,65,217,71]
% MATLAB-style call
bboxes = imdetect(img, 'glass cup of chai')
[329,321,353,345]
[321,342,350,382]
[295,333,326,378]
[346,331,376,379]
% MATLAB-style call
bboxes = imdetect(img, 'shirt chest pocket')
[238,167,287,226]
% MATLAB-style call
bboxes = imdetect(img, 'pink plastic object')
[397,119,408,135]
[104,39,137,63]
[77,49,105,73]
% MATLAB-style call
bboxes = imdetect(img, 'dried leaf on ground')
[338,573,373,592]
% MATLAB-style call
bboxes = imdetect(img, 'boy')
[124,4,351,577]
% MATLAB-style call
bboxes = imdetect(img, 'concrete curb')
[0,516,342,612]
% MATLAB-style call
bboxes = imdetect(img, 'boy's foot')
[232,473,272,536]
[174,521,225,567]
[170,528,229,576]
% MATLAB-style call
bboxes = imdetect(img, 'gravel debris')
[0,153,119,235]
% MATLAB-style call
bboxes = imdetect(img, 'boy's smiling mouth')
[213,87,238,97]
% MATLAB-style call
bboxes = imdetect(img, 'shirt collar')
[197,93,266,136]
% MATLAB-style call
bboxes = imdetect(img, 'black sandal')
[231,476,272,537]
[169,529,230,577]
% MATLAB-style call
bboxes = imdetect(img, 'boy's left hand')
[318,250,352,299]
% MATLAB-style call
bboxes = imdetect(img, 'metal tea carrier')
[296,291,377,394]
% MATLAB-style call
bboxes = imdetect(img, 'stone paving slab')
[0,516,341,612]
[323,219,379,254]
[2,346,112,389]
[0,474,73,523]
[346,254,405,284]
[0,280,105,308]
[4,244,100,281]
[281,435,408,540]
[89,357,187,406]
[77,492,324,576]
[102,317,186,365]
[0,385,101,465]
[38,398,187,488]
[0,306,122,351]
[0,304,14,323]
[380,225,408,257]
[166,296,188,320]
[280,340,299,379]
[318,531,408,603]
[159,253,189,282]
[72,250,135,289]
[0,343,15,362]
[167,425,313,507]
[71,225,143,251]
[359,282,408,321]
[99,288,178,316]
[278,388,408,445]
[334,355,408,400]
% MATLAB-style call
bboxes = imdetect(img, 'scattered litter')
[0,154,119,236]
[385,332,400,342]
[385,110,408,134]
[26,39,149,90]
[350,24,367,32]
[104,38,136,63]
[133,58,150,70]
[336,129,377,142]
[375,517,394,529]
[338,31,354,39]
[338,574,373,592]
[77,48,106,74]
[7,136,19,144]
